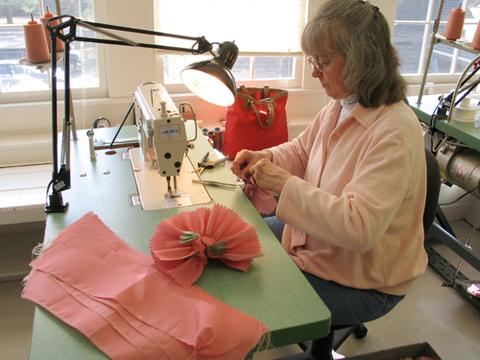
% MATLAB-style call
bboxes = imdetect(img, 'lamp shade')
[181,61,236,106]
[181,41,238,107]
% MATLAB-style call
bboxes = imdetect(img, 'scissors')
[195,151,228,174]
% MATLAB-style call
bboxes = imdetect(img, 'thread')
[472,22,480,50]
[251,332,272,355]
[23,14,50,63]
[203,126,224,151]
[40,8,64,53]
[443,5,465,41]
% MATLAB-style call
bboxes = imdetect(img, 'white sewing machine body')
[129,82,212,210]
[134,82,188,178]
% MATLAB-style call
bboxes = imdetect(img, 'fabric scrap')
[243,176,277,215]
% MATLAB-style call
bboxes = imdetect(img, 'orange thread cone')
[444,6,465,40]
[24,14,50,63]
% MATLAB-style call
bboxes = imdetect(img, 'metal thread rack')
[414,0,480,310]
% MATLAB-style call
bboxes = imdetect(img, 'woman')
[232,0,428,357]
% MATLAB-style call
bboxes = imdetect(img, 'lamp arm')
[46,15,214,55]
[80,19,208,44]
[73,36,213,53]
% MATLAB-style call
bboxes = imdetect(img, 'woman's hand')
[249,158,292,194]
[231,150,269,179]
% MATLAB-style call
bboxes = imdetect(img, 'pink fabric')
[243,176,277,215]
[22,212,267,360]
[467,283,480,297]
[151,204,263,286]
[23,270,155,360]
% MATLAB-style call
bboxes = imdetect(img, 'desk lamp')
[44,15,238,213]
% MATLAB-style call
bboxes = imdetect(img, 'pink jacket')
[269,99,428,295]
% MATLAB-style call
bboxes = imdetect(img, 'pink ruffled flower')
[151,204,263,286]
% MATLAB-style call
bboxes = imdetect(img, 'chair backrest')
[423,148,441,232]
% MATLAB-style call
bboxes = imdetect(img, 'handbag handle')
[238,85,281,128]
[250,99,275,128]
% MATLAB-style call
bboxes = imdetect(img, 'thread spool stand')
[19,0,77,140]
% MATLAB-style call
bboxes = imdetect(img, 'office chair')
[282,148,441,360]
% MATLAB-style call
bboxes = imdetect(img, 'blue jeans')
[264,216,404,327]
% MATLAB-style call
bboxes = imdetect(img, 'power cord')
[438,185,480,206]
[109,103,135,148]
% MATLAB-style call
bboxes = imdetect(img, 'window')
[0,0,101,100]
[393,0,479,78]
[154,0,306,90]
[162,55,298,84]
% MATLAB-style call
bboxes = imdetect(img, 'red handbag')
[223,85,288,160]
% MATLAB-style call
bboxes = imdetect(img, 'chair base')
[274,324,368,360]
[332,324,368,350]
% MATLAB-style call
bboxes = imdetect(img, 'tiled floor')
[1,220,479,360]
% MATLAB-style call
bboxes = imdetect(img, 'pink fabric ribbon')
[22,212,267,360]
[243,177,277,215]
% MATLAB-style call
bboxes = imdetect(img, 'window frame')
[395,0,479,85]
[0,0,107,104]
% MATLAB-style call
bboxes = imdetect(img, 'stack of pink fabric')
[22,212,267,359]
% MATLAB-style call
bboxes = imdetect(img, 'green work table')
[28,125,331,359]
[408,94,480,152]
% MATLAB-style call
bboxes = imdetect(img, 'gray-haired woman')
[232,1,427,358]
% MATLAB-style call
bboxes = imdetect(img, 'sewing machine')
[128,82,212,210]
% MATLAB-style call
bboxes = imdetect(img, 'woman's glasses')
[307,56,331,72]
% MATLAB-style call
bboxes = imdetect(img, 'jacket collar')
[334,99,387,128]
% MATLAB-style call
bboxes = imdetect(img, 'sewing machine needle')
[173,176,178,194]
[166,176,173,197]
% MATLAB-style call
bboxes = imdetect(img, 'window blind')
[154,0,306,54]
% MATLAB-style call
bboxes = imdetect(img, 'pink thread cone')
[40,10,64,53]
[443,6,465,40]
[472,22,480,50]
[24,16,49,63]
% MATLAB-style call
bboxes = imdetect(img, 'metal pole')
[51,31,58,182]
[69,89,78,140]
[417,0,445,105]
[55,0,61,15]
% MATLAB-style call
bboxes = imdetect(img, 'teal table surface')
[408,94,480,152]
[29,125,331,359]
